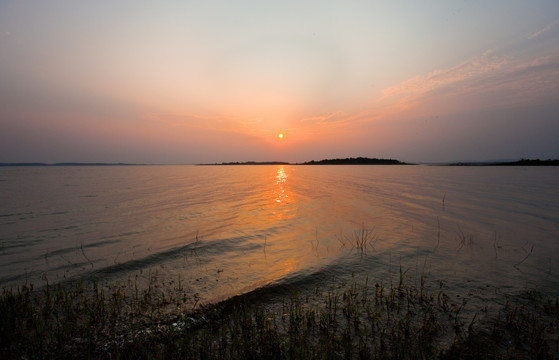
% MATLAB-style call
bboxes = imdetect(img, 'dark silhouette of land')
[0,162,143,166]
[495,159,559,166]
[300,157,406,165]
[447,159,559,166]
[197,157,406,165]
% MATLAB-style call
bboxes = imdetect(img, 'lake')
[1,165,558,307]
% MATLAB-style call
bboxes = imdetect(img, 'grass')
[2,269,559,359]
[337,224,378,254]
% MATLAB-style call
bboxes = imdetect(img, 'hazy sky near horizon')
[1,1,558,163]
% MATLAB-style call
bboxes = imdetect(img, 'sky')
[1,1,558,164]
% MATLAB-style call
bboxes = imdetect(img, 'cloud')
[526,21,559,40]
[367,33,559,122]
[377,49,510,106]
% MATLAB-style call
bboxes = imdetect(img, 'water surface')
[1,165,558,305]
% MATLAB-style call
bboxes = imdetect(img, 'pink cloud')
[378,49,509,104]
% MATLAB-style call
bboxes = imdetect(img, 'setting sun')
[277,133,284,140]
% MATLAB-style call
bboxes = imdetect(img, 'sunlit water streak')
[1,165,558,305]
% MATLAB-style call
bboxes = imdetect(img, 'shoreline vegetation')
[300,157,406,165]
[2,271,558,359]
[446,158,559,166]
[196,157,558,166]
[198,157,406,165]
[199,157,559,166]
[1,158,558,167]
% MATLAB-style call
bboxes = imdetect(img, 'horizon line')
[2,157,559,167]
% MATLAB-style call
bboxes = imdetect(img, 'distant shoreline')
[198,157,408,166]
[0,162,145,167]
[444,159,559,166]
[1,158,558,167]
[185,157,559,166]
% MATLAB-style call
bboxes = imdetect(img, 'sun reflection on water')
[274,166,289,205]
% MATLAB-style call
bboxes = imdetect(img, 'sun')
[277,132,284,140]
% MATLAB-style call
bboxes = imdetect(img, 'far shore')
[1,158,558,167]
[197,157,559,166]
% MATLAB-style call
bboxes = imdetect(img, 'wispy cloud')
[377,49,509,106]
[290,49,516,134]
[526,21,559,40]
[143,22,559,144]
[366,27,559,122]
[410,53,559,109]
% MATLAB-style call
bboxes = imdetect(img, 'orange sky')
[1,1,558,163]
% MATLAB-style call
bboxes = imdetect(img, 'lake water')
[1,165,558,307]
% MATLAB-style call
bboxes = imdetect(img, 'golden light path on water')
[219,165,303,300]
[274,166,289,206]
[190,164,407,304]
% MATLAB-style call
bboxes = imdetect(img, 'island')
[300,157,407,165]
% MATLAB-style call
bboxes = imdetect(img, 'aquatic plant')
[1,269,558,359]
[337,224,378,254]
